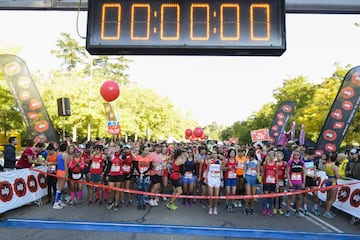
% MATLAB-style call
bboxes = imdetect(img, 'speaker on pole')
[57,98,71,116]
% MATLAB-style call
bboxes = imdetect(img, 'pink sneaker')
[267,209,274,216]
[262,209,267,216]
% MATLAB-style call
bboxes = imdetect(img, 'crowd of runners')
[8,137,353,219]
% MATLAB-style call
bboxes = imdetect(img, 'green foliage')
[220,63,357,147]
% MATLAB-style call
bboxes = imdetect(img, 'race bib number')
[91,162,100,169]
[184,171,193,179]
[306,168,315,176]
[123,165,131,172]
[72,173,81,179]
[48,165,56,173]
[246,169,257,176]
[111,165,120,172]
[210,171,220,178]
[228,171,237,179]
[278,179,284,187]
[140,167,148,173]
[237,162,244,169]
[291,172,302,181]
[266,176,276,184]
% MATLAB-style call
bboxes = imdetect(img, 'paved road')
[1,190,359,240]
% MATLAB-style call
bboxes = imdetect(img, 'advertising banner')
[316,171,360,219]
[0,167,47,214]
[315,66,360,154]
[250,129,270,142]
[0,54,59,143]
[268,101,296,145]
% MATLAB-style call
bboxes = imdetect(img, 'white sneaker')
[214,207,218,215]
[208,207,213,215]
[234,201,239,207]
[149,199,155,206]
[153,200,159,206]
[59,201,66,207]
[53,203,63,209]
[238,201,242,208]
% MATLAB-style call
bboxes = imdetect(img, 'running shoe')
[237,201,242,208]
[153,200,159,206]
[88,201,92,207]
[323,212,334,219]
[272,208,277,215]
[295,211,304,218]
[278,209,284,215]
[70,201,76,207]
[234,201,239,208]
[213,207,218,215]
[250,208,254,215]
[285,211,290,217]
[226,204,230,212]
[303,210,308,216]
[120,200,125,205]
[166,202,178,211]
[208,207,213,215]
[244,208,249,215]
[329,211,337,217]
[267,209,274,217]
[149,199,155,207]
[230,204,235,213]
[262,209,267,216]
[137,203,142,210]
[162,197,167,201]
[113,205,119,212]
[52,203,63,210]
[312,208,320,216]
[77,201,83,208]
[59,201,66,207]
[106,202,114,210]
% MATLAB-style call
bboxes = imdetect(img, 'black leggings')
[47,175,57,200]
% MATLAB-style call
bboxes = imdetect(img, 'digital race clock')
[86,0,286,56]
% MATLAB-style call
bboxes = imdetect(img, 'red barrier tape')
[30,168,360,200]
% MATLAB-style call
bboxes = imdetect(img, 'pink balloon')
[193,127,203,138]
[100,80,120,102]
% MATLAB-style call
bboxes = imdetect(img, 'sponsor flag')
[0,55,59,144]
[315,66,360,154]
[268,101,296,145]
[250,129,270,142]
[290,121,296,141]
[299,124,305,146]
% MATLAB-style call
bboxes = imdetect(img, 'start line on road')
[1,218,360,240]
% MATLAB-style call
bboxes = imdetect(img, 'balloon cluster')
[184,127,206,142]
[100,80,120,102]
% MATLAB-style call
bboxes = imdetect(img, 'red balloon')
[200,134,206,140]
[185,129,193,137]
[185,135,190,140]
[100,80,120,102]
[193,127,203,138]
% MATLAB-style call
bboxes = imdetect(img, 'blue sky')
[1,11,360,126]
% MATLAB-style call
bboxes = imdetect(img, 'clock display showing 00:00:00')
[99,2,274,42]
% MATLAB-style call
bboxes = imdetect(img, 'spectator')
[16,142,45,168]
[337,153,349,178]
[3,136,18,170]
[345,148,360,180]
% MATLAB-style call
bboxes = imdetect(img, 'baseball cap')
[350,148,358,154]
[123,145,131,149]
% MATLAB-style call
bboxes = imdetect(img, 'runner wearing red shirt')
[105,144,124,211]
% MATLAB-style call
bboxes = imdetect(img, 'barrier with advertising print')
[316,171,360,218]
[0,166,47,214]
